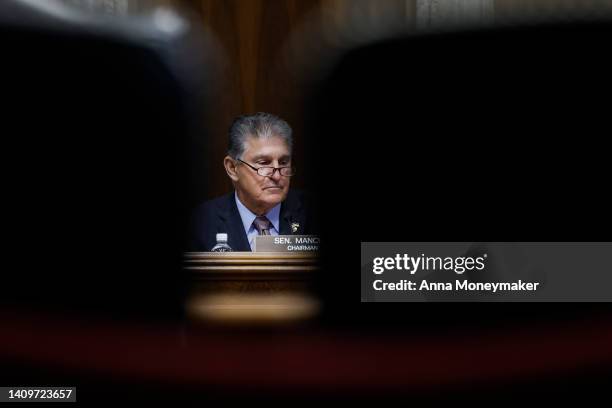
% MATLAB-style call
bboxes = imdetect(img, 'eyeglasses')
[236,158,295,177]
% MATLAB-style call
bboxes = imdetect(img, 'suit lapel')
[280,191,304,235]
[219,193,251,252]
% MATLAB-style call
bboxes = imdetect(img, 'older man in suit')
[191,112,313,251]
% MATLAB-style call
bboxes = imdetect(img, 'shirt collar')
[234,192,281,234]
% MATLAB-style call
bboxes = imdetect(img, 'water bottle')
[210,233,232,252]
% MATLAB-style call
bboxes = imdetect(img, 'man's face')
[233,135,291,213]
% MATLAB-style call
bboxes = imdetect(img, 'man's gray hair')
[228,112,293,160]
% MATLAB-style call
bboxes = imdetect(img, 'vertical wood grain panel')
[186,0,322,198]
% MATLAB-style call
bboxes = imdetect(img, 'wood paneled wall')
[178,0,418,199]
[182,0,319,199]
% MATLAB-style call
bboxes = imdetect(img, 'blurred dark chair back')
[0,0,211,319]
[305,21,612,326]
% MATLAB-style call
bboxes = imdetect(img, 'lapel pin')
[291,222,300,233]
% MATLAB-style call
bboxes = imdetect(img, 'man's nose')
[270,168,282,181]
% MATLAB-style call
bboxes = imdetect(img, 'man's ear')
[224,156,239,182]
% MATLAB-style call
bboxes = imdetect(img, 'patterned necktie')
[253,216,272,235]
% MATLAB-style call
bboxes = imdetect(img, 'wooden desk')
[184,252,320,324]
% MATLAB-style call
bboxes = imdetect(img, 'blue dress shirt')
[235,192,280,251]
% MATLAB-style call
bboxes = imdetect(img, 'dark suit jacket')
[190,189,315,252]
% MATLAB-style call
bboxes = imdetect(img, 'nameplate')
[254,235,320,252]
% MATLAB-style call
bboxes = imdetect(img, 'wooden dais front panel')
[184,252,320,324]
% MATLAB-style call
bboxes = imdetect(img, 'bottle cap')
[216,233,228,242]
